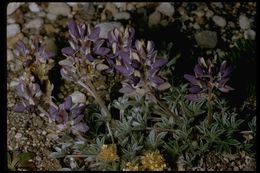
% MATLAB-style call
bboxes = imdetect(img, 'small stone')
[47,3,71,16]
[25,18,44,29]
[206,9,214,18]
[211,2,223,9]
[127,3,135,11]
[148,11,161,27]
[105,3,118,15]
[71,91,86,104]
[42,131,47,135]
[96,22,122,39]
[193,23,200,29]
[113,12,130,20]
[114,2,127,10]
[15,132,22,139]
[239,15,250,30]
[195,30,218,48]
[7,24,20,38]
[46,13,57,21]
[212,15,226,27]
[7,2,23,15]
[7,49,14,62]
[156,2,175,17]
[29,2,40,13]
[244,29,256,40]
[36,156,42,161]
[7,17,15,24]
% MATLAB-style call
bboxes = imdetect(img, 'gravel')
[239,14,251,30]
[7,24,20,38]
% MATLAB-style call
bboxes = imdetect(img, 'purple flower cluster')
[14,38,56,65]
[49,96,89,133]
[14,73,42,113]
[184,57,234,101]
[59,21,169,94]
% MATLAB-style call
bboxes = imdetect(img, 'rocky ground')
[7,2,256,171]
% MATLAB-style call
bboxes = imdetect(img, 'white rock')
[96,22,123,38]
[67,2,79,7]
[7,2,23,15]
[47,3,71,16]
[25,18,44,29]
[156,2,174,17]
[71,91,86,104]
[148,11,161,27]
[114,2,127,10]
[244,29,256,40]
[239,15,250,30]
[7,17,15,24]
[212,15,226,27]
[29,2,40,13]
[114,12,130,20]
[7,24,20,38]
[105,3,118,15]
[46,13,57,21]
[15,132,22,139]
[7,49,14,62]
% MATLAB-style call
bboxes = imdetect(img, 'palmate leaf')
[146,130,167,149]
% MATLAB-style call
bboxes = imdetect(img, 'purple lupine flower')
[13,40,30,57]
[49,95,89,134]
[184,57,234,102]
[13,73,42,113]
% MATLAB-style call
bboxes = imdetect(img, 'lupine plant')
[10,20,256,171]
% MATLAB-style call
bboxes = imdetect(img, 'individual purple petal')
[95,47,110,56]
[194,64,204,77]
[184,74,201,86]
[218,85,234,93]
[119,84,134,93]
[115,65,133,76]
[60,67,75,81]
[62,47,75,56]
[78,23,86,38]
[147,40,155,53]
[68,20,79,38]
[14,41,30,56]
[71,103,85,117]
[72,114,84,125]
[152,58,168,69]
[39,51,56,60]
[88,27,100,41]
[49,105,59,121]
[188,85,202,94]
[63,96,72,110]
[15,83,25,97]
[119,50,131,64]
[72,122,89,133]
[14,103,27,112]
[127,27,135,40]
[149,75,165,85]
[86,54,94,62]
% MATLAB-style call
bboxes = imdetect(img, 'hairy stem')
[77,80,114,143]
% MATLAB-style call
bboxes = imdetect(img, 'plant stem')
[77,80,114,143]
[207,84,213,124]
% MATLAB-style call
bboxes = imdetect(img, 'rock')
[7,49,14,62]
[43,38,58,54]
[47,3,71,16]
[29,2,40,13]
[212,15,226,27]
[114,2,127,10]
[113,12,130,20]
[25,18,44,29]
[195,30,218,48]
[78,3,95,21]
[244,29,256,40]
[7,24,20,38]
[127,3,135,11]
[7,17,15,24]
[15,132,22,139]
[7,2,23,15]
[239,15,250,30]
[148,11,161,27]
[210,2,223,9]
[105,3,118,15]
[46,13,57,21]
[156,2,175,17]
[96,22,122,39]
[70,91,86,104]
[206,9,214,18]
